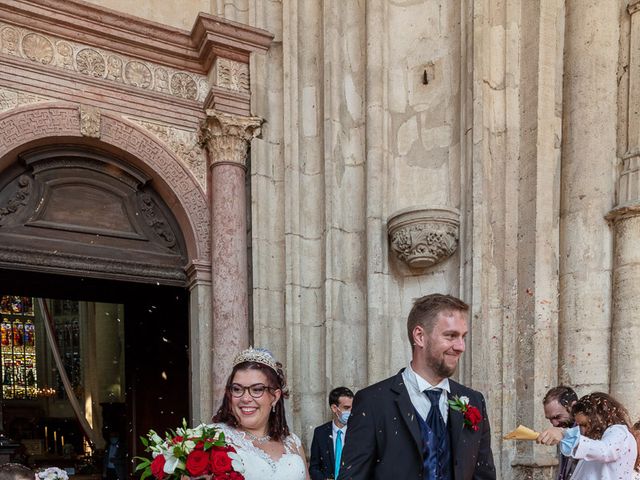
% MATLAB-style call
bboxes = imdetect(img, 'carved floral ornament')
[387,206,460,269]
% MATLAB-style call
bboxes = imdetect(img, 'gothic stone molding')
[199,110,263,169]
[0,102,210,262]
[387,206,460,269]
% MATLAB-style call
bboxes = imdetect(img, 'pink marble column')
[200,110,262,405]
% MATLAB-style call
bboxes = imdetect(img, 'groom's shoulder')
[354,371,405,400]
[449,379,488,401]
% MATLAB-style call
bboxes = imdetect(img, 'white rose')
[459,396,470,405]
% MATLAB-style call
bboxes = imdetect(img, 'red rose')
[172,435,184,444]
[464,405,482,430]
[210,448,233,474]
[150,455,166,479]
[194,440,205,450]
[228,472,244,480]
[186,450,211,477]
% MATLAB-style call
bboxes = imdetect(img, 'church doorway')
[0,269,189,477]
[0,143,195,476]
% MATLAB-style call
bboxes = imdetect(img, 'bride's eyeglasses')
[229,383,276,398]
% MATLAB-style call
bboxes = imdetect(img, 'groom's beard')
[425,340,458,378]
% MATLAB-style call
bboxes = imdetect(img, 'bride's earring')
[272,403,276,413]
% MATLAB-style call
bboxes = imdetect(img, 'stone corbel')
[199,110,263,169]
[387,206,459,269]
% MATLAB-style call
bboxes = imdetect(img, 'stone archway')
[0,101,215,422]
[0,102,210,266]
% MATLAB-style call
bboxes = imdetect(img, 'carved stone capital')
[387,206,460,269]
[199,110,263,169]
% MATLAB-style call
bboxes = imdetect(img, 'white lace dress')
[212,423,307,480]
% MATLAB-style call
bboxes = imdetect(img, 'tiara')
[233,347,279,372]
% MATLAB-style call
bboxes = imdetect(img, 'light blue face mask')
[338,410,350,425]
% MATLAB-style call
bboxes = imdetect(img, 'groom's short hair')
[407,293,469,347]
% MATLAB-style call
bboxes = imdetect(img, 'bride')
[212,347,310,480]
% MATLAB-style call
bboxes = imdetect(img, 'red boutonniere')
[448,395,482,431]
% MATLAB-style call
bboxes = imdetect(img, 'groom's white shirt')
[402,363,450,422]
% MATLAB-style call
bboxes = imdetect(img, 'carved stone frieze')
[215,58,250,93]
[387,206,460,269]
[0,21,208,102]
[132,118,206,188]
[0,87,52,113]
[199,110,263,169]
[79,105,101,138]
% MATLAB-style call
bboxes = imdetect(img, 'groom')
[337,294,496,479]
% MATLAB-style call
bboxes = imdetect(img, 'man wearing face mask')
[309,386,354,480]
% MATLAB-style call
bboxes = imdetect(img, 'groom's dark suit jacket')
[337,371,496,480]
[309,421,335,479]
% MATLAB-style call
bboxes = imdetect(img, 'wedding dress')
[212,423,307,480]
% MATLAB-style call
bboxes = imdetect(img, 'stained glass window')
[0,295,37,399]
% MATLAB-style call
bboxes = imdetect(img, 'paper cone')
[503,425,539,441]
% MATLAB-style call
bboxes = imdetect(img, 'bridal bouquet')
[136,420,245,479]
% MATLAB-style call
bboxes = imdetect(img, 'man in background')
[309,386,354,480]
[539,386,579,480]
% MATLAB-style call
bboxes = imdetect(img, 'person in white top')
[212,347,310,480]
[537,392,639,480]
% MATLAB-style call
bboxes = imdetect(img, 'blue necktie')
[334,429,343,477]
[424,388,449,479]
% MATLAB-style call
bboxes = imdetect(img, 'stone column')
[200,110,262,405]
[607,1,640,422]
[558,0,618,393]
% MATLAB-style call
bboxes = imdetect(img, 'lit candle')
[53,431,57,452]
[44,426,48,451]
[61,435,64,447]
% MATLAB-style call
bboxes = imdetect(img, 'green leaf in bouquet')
[140,468,152,480]
[140,436,149,447]
[133,457,151,471]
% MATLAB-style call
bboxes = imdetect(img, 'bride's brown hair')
[213,361,290,441]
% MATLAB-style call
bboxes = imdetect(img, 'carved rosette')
[22,33,54,64]
[199,110,263,169]
[387,206,460,269]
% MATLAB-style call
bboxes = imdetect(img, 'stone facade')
[1,1,638,479]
